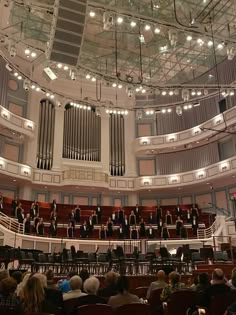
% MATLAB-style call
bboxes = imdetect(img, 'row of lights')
[105,109,129,115]
[24,48,37,58]
[186,36,226,50]
[70,102,91,110]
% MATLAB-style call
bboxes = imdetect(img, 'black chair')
[77,304,113,315]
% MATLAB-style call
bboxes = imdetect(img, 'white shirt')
[112,214,116,219]
[63,290,87,301]
[149,229,153,234]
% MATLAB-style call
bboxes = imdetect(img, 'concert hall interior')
[1,0,236,314]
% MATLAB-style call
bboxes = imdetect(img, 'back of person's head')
[83,276,100,295]
[32,273,47,288]
[12,271,22,284]
[79,269,90,283]
[212,268,224,282]
[169,271,181,285]
[105,271,119,287]
[22,276,45,314]
[231,267,236,287]
[46,270,54,281]
[1,277,17,297]
[70,275,82,291]
[0,270,9,281]
[198,273,210,286]
[157,270,166,281]
[117,275,129,293]
[68,270,78,279]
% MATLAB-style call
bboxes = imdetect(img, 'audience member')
[58,271,78,293]
[16,272,31,298]
[160,271,185,302]
[146,270,168,299]
[108,275,139,308]
[11,271,22,285]
[45,270,57,289]
[98,271,119,298]
[79,269,90,293]
[227,267,236,289]
[63,276,86,301]
[0,277,20,311]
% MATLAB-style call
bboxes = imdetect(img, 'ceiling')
[0,0,235,94]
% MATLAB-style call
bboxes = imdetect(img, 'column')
[52,106,64,171]
[100,108,110,174]
[124,111,137,177]
[18,184,32,200]
[128,193,139,206]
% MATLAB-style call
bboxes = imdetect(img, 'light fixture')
[141,89,146,93]
[161,109,166,113]
[117,17,123,24]
[130,21,136,27]
[144,24,151,31]
[167,108,172,113]
[89,11,95,17]
[230,90,235,96]
[17,75,22,80]
[197,90,202,96]
[161,90,167,96]
[31,52,37,58]
[43,67,58,81]
[169,90,174,95]
[118,84,122,89]
[217,43,224,49]
[139,34,145,43]
[186,35,192,41]
[86,74,91,79]
[191,89,196,96]
[35,87,40,92]
[25,48,30,55]
[188,104,193,109]
[57,63,62,69]
[64,65,69,71]
[208,40,213,47]
[154,27,160,34]
[112,82,117,87]
[135,87,140,92]
[31,84,36,89]
[14,72,18,77]
[91,77,96,82]
[197,38,204,46]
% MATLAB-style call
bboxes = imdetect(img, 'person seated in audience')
[0,277,20,311]
[175,204,183,218]
[79,269,90,293]
[161,223,170,240]
[197,268,230,309]
[146,224,155,239]
[49,219,57,237]
[118,207,124,224]
[11,271,22,286]
[134,204,140,223]
[58,271,78,294]
[118,224,124,239]
[96,204,102,223]
[130,225,139,239]
[72,276,105,312]
[23,213,31,234]
[227,267,236,289]
[176,216,183,236]
[123,215,129,238]
[192,215,199,236]
[92,210,97,225]
[50,209,58,226]
[148,212,155,224]
[51,199,57,212]
[191,204,199,218]
[45,270,57,290]
[11,197,18,216]
[165,210,172,225]
[139,218,146,237]
[156,205,162,224]
[68,209,76,228]
[16,272,31,298]
[99,224,107,239]
[158,217,163,236]
[36,217,44,236]
[146,270,168,299]
[67,222,74,238]
[98,271,119,298]
[160,271,185,303]
[63,275,87,301]
[87,215,94,235]
[180,224,188,239]
[17,206,24,223]
[80,221,88,238]
[107,275,139,308]
[75,205,81,222]
[186,209,192,223]
[106,217,113,237]
[33,213,40,233]
[129,210,136,225]
[111,210,117,224]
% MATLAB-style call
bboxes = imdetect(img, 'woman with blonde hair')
[227,267,236,289]
[21,276,45,314]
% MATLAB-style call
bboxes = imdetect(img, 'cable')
[173,0,198,28]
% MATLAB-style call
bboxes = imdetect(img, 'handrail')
[0,212,24,234]
[197,218,219,239]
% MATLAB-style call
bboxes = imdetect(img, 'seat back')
[114,303,151,315]
[77,304,113,315]
[167,290,196,315]
[134,286,148,298]
[148,288,163,315]
[207,291,236,315]
[64,298,79,315]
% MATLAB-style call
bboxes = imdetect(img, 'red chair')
[76,304,113,315]
[134,287,149,298]
[148,288,163,315]
[114,303,151,315]
[207,290,236,315]
[64,298,79,315]
[164,290,196,315]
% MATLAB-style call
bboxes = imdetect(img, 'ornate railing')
[0,211,24,234]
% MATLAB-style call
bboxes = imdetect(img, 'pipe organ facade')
[37,99,55,170]
[63,104,101,161]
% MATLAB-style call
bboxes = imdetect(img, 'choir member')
[146,225,155,239]
[158,217,163,236]
[49,219,57,237]
[68,209,76,228]
[129,210,136,225]
[92,211,98,225]
[118,207,124,224]
[0,198,3,212]
[50,209,58,226]
[99,224,107,240]
[139,218,146,237]
[130,225,139,239]
[87,216,94,234]
[176,216,183,236]
[17,208,24,224]
[80,221,88,238]
[67,222,74,238]
[75,205,81,222]
[37,218,44,236]
[11,198,18,216]
[134,204,140,223]
[180,225,188,239]
[118,224,124,239]
[15,203,23,218]
[33,213,40,233]
[96,205,102,223]
[111,211,117,224]
[122,215,129,238]
[23,213,31,234]
[192,215,199,236]
[165,210,172,225]
[161,223,170,240]
[106,217,113,237]
[148,212,155,225]
[156,205,163,224]
[51,199,57,212]
[191,204,199,218]
[186,209,192,223]
[175,204,183,217]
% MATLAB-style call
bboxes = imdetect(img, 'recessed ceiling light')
[217,43,224,49]
[186,35,192,41]
[64,65,69,71]
[25,48,30,55]
[130,21,137,27]
[31,52,37,58]
[154,27,160,34]
[118,84,122,89]
[208,40,213,47]
[89,11,95,17]
[57,63,62,69]
[117,17,123,24]
[144,24,151,31]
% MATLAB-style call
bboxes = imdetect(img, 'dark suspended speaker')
[47,0,88,66]
[218,98,227,113]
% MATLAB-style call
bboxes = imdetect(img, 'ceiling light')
[188,104,193,109]
[135,87,140,92]
[118,84,122,89]
[169,90,174,95]
[25,48,30,55]
[208,40,213,47]
[112,83,117,87]
[57,63,62,69]
[36,87,40,92]
[31,84,36,89]
[46,93,50,97]
[230,90,235,96]
[154,27,160,34]
[197,38,204,45]
[191,90,196,96]
[145,24,151,31]
[124,110,128,115]
[31,52,37,58]
[106,109,109,114]
[50,94,54,99]
[141,89,146,93]
[86,74,91,79]
[161,90,167,95]
[186,35,192,41]
[167,108,172,113]
[89,11,95,17]
[183,105,188,110]
[217,43,224,50]
[139,34,145,43]
[14,72,18,77]
[64,65,69,71]
[130,21,137,27]
[197,90,202,95]
[17,75,22,80]
[91,77,96,82]
[117,17,123,24]
[161,109,166,113]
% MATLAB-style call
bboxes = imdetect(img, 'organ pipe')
[37,99,55,170]
[63,104,101,161]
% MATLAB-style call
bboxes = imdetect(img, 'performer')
[17,208,24,224]
[129,210,136,225]
[16,202,23,218]
[87,216,94,235]
[106,217,113,237]
[67,222,74,238]
[80,221,88,238]
[69,209,76,228]
[50,209,58,226]
[148,212,155,224]
[33,213,40,233]
[165,210,172,225]
[99,224,107,239]
[139,218,146,237]
[111,211,117,224]
[156,205,163,224]
[130,225,139,239]
[75,205,81,222]
[49,219,57,237]
[192,215,199,236]
[175,204,183,218]
[191,204,199,218]
[118,224,124,239]
[134,204,140,223]
[92,210,98,225]
[37,218,44,236]
[11,197,18,216]
[96,204,102,223]
[161,223,170,240]
[180,225,188,239]
[118,207,124,224]
[186,209,192,223]
[123,215,129,238]
[146,225,155,239]
[23,213,31,234]
[51,199,57,212]
[158,217,163,236]
[176,216,183,236]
